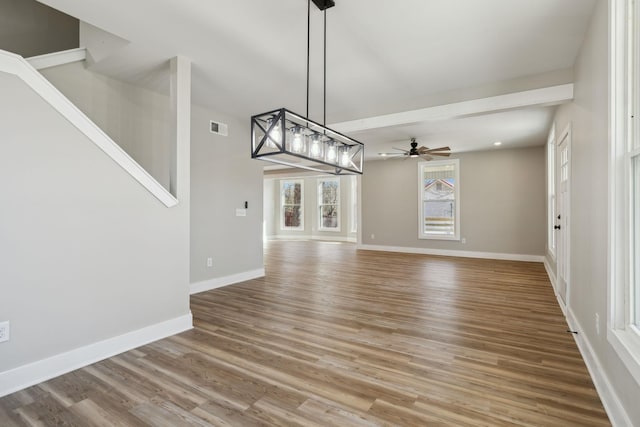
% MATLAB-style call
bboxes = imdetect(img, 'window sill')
[419,235,460,241]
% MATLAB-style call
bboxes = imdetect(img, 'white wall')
[0,71,190,376]
[41,62,172,190]
[549,1,640,423]
[41,61,265,288]
[190,104,265,284]
[361,146,546,258]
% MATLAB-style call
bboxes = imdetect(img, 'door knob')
[554,225,561,230]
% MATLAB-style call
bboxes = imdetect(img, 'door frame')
[556,123,572,309]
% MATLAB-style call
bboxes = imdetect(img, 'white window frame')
[609,0,640,386]
[280,179,304,231]
[318,177,341,232]
[418,159,460,241]
[350,176,358,233]
[547,124,557,259]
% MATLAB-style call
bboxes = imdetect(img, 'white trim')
[418,159,460,241]
[331,84,574,133]
[566,307,632,427]
[190,268,265,295]
[544,257,558,290]
[544,257,566,316]
[27,48,87,70]
[266,235,357,243]
[0,49,178,208]
[357,244,544,262]
[0,313,192,398]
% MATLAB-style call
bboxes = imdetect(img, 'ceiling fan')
[379,138,451,161]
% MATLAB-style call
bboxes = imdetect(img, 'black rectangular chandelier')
[250,0,364,175]
[251,108,364,175]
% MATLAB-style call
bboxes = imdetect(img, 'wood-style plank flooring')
[0,241,610,426]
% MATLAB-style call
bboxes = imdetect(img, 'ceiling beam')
[330,83,573,134]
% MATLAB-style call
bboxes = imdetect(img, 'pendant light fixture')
[250,0,364,175]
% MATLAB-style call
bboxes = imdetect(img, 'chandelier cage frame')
[249,0,364,175]
[251,108,364,175]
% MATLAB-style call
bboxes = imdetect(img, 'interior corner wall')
[551,0,640,423]
[189,104,264,284]
[40,62,172,191]
[0,0,79,58]
[264,174,357,242]
[361,146,546,257]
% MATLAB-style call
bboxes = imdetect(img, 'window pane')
[321,181,338,204]
[281,180,303,229]
[318,178,340,230]
[283,182,301,205]
[284,206,302,227]
[320,205,338,228]
[634,155,640,326]
[422,164,456,237]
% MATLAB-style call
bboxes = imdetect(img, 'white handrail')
[0,49,178,208]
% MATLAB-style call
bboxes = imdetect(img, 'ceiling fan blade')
[392,147,409,153]
[419,154,434,161]
[423,146,451,153]
[428,152,451,157]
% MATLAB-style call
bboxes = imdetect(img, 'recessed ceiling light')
[493,141,502,146]
[379,153,387,157]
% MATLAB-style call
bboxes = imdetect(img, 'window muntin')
[419,159,460,240]
[281,180,303,230]
[318,178,340,231]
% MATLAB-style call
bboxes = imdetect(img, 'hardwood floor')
[0,241,610,426]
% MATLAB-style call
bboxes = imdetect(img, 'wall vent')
[210,120,228,136]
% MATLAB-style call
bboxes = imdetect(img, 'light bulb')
[326,143,337,163]
[267,118,281,147]
[310,135,322,158]
[291,128,303,153]
[340,149,350,167]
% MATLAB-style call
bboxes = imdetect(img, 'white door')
[556,128,571,305]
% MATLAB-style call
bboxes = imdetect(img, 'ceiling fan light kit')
[250,0,364,175]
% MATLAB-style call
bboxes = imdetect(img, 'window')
[609,0,640,385]
[547,124,556,258]
[318,178,340,231]
[281,180,303,230]
[419,159,460,240]
[350,176,358,233]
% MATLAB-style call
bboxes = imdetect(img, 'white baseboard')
[0,313,193,398]
[267,235,357,243]
[565,308,632,427]
[356,244,544,263]
[190,268,265,295]
[543,257,566,315]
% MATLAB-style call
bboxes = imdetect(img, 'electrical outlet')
[595,313,600,335]
[0,321,10,343]
[370,234,375,239]
[461,237,467,244]
[207,257,213,268]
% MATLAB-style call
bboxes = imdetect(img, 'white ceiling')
[38,0,597,158]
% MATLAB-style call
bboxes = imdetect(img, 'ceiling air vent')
[210,120,228,136]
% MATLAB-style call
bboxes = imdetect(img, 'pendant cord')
[323,9,327,126]
[306,0,310,118]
